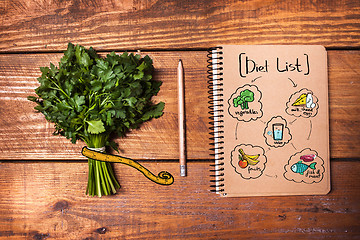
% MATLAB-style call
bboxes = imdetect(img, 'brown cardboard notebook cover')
[209,45,330,197]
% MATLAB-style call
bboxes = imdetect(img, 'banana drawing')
[82,147,174,185]
[239,148,260,166]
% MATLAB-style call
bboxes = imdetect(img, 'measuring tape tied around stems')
[82,147,174,185]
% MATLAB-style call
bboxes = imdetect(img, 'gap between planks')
[1,47,360,55]
[0,158,358,163]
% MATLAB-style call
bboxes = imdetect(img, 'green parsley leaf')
[86,120,106,134]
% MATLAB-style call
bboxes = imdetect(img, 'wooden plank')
[0,51,359,160]
[0,161,359,239]
[0,0,359,52]
[0,51,210,160]
[328,51,360,158]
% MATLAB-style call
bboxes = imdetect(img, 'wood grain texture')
[0,51,359,160]
[0,161,359,239]
[0,51,209,160]
[328,51,360,158]
[0,0,359,52]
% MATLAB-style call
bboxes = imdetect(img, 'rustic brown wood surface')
[0,51,210,160]
[0,161,359,239]
[0,0,359,239]
[0,51,359,160]
[0,0,359,52]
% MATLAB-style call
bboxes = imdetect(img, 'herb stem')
[48,78,71,99]
[97,160,108,195]
[85,133,120,197]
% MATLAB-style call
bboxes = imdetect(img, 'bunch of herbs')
[28,43,164,197]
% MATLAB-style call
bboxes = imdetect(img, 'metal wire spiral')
[207,47,225,193]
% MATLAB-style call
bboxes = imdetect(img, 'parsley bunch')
[28,43,164,197]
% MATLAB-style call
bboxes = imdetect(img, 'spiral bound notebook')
[208,45,330,197]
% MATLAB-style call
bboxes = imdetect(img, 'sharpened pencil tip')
[178,59,183,69]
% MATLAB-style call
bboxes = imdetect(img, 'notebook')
[208,45,330,197]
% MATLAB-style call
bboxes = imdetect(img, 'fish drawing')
[291,161,316,175]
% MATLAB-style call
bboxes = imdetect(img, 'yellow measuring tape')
[81,147,174,185]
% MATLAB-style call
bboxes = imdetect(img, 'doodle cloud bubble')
[286,88,319,118]
[228,84,263,122]
[263,116,292,148]
[283,148,325,184]
[230,144,267,180]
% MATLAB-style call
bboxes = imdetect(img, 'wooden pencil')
[178,59,186,177]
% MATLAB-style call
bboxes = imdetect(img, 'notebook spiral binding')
[207,47,225,194]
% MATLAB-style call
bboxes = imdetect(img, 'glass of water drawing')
[272,123,284,141]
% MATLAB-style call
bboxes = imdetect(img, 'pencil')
[178,59,186,177]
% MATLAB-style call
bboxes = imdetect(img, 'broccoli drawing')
[233,89,254,109]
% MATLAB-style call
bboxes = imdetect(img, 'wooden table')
[0,0,359,239]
